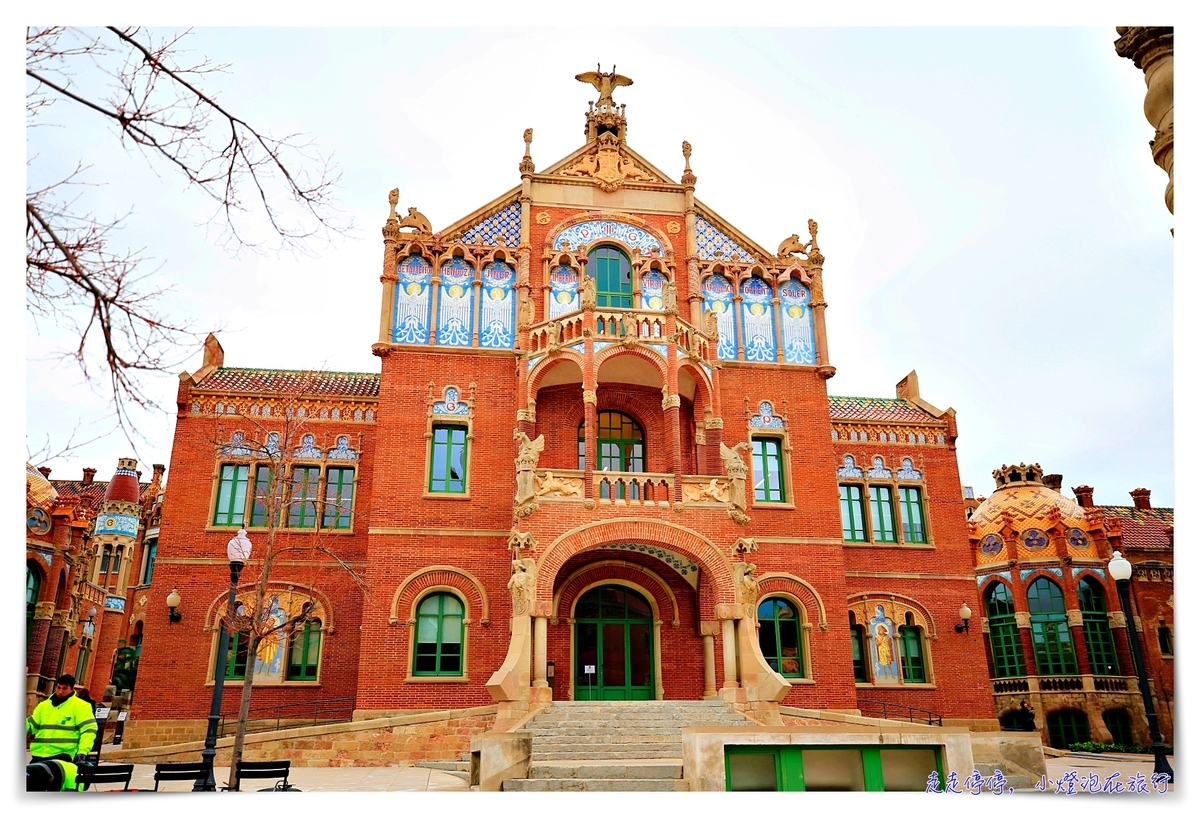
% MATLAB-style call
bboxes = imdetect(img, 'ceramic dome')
[969,462,1097,564]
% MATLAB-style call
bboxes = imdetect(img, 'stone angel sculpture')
[575,64,634,109]
[720,441,751,517]
[508,558,538,616]
[514,430,546,509]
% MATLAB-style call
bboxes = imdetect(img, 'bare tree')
[26,27,349,444]
[210,375,366,791]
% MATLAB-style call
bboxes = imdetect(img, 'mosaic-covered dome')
[103,457,142,504]
[970,463,1094,564]
[25,462,57,508]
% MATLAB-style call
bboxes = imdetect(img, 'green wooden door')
[575,585,654,700]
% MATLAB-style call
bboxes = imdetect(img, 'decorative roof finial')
[681,140,696,187]
[383,188,400,241]
[520,127,535,175]
[387,188,399,220]
[575,64,633,111]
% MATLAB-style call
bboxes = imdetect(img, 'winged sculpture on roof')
[575,65,633,109]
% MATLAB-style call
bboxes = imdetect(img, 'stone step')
[503,777,689,792]
[532,747,683,761]
[414,760,471,771]
[530,726,691,736]
[530,761,682,780]
[533,731,683,743]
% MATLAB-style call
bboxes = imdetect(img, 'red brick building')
[127,73,999,745]
[967,467,1174,748]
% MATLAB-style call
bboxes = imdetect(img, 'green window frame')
[140,540,157,585]
[757,598,805,678]
[899,623,926,682]
[840,485,867,541]
[286,619,322,681]
[429,425,468,493]
[984,583,1027,678]
[288,466,321,528]
[224,626,251,680]
[588,245,632,309]
[1103,709,1133,745]
[898,486,927,543]
[99,546,111,575]
[868,486,897,542]
[323,467,355,529]
[26,565,40,646]
[1046,710,1090,750]
[1027,578,1078,675]
[582,411,645,500]
[752,438,786,503]
[851,621,869,682]
[413,593,464,676]
[725,745,942,792]
[1078,578,1119,676]
[213,464,251,526]
[1157,626,1173,656]
[249,465,279,528]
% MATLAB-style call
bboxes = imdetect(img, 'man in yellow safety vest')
[26,674,98,791]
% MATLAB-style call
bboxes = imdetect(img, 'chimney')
[1042,474,1063,493]
[1072,485,1094,507]
[1130,488,1152,510]
[82,467,97,486]
[37,466,51,478]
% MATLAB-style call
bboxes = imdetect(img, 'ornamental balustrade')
[594,471,674,506]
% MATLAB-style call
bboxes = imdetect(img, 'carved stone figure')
[517,295,535,329]
[720,441,750,515]
[618,155,650,182]
[545,320,561,353]
[514,431,545,509]
[508,558,537,616]
[683,477,728,504]
[536,471,584,499]
[620,312,638,343]
[663,281,678,314]
[580,274,597,310]
[575,65,634,110]
[777,234,806,257]
[736,562,759,606]
[562,153,599,177]
[387,187,399,220]
[399,207,433,234]
[704,309,719,340]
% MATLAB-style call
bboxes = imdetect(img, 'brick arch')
[390,565,490,626]
[757,572,829,630]
[545,211,676,259]
[202,582,335,633]
[677,361,714,411]
[552,560,680,626]
[594,344,668,384]
[847,592,938,641]
[528,353,586,396]
[536,518,735,606]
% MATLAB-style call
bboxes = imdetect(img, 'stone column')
[1115,27,1174,214]
[721,618,738,690]
[38,610,70,684]
[533,615,548,688]
[377,205,400,347]
[27,600,55,691]
[809,267,834,378]
[701,622,719,700]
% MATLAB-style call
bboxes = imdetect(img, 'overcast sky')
[22,23,1179,508]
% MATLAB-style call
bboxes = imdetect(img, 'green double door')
[575,585,654,700]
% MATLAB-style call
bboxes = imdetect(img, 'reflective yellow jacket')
[26,694,97,760]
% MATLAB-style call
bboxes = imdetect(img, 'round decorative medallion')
[535,211,551,225]
[1067,528,1089,549]
[666,220,681,234]
[980,534,1003,557]
[27,507,51,535]
[1022,529,1049,550]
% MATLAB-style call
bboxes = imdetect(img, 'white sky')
[18,15,1185,512]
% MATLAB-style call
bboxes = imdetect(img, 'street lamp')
[194,529,253,791]
[954,601,973,633]
[1108,550,1173,782]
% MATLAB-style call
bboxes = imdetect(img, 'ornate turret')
[576,64,632,143]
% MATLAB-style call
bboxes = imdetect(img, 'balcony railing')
[527,308,713,363]
[1094,675,1136,693]
[992,675,1138,696]
[992,678,1029,694]
[1038,675,1083,691]
[595,472,673,506]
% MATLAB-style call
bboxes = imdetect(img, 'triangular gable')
[440,186,522,246]
[539,141,676,187]
[692,202,773,264]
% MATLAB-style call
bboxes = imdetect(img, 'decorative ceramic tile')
[548,263,580,319]
[436,257,473,347]
[750,401,784,429]
[740,276,775,362]
[460,201,521,247]
[780,277,816,364]
[479,261,517,348]
[701,274,736,360]
[552,220,663,255]
[597,542,698,586]
[695,214,754,262]
[327,436,359,460]
[432,387,469,416]
[896,458,923,481]
[867,456,892,480]
[837,455,863,479]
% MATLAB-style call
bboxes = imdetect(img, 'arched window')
[414,593,464,676]
[757,598,805,678]
[286,618,322,681]
[587,245,632,308]
[850,613,869,682]
[1027,578,1078,675]
[1078,578,1119,676]
[26,564,41,645]
[1103,709,1133,746]
[579,411,645,499]
[898,613,926,683]
[1046,709,1090,749]
[984,583,1026,678]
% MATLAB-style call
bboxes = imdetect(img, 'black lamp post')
[194,529,252,792]
[1108,550,1173,783]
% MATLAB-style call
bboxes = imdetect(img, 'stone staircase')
[414,758,470,781]
[501,700,755,792]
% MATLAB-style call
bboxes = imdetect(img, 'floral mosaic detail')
[640,269,666,311]
[701,274,736,360]
[867,457,892,480]
[104,595,126,612]
[980,534,1004,557]
[1022,529,1049,551]
[293,434,322,460]
[432,387,469,416]
[740,276,776,362]
[837,455,863,479]
[695,214,755,262]
[221,432,253,458]
[779,277,816,364]
[548,263,580,319]
[1067,528,1089,549]
[479,261,516,348]
[552,220,663,255]
[976,569,1013,586]
[750,401,784,429]
[327,436,358,461]
[1020,566,1062,582]
[896,458,923,481]
[392,253,433,344]
[436,257,473,347]
[460,200,520,247]
[264,433,281,455]
[597,542,698,579]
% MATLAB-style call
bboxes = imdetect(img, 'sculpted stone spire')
[520,127,535,175]
[1115,27,1173,214]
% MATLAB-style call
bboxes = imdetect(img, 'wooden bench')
[153,760,213,791]
[77,762,135,792]
[228,759,295,791]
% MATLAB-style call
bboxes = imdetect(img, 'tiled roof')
[197,368,380,397]
[51,480,150,508]
[828,396,937,423]
[1100,505,1174,551]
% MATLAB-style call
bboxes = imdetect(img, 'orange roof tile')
[1101,505,1173,551]
[828,395,937,423]
[197,368,380,397]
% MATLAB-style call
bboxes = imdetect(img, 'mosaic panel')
[392,253,433,344]
[896,458,923,481]
[569,343,585,354]
[868,604,900,685]
[1067,528,1089,549]
[436,257,474,347]
[740,276,776,362]
[597,542,698,586]
[695,214,755,262]
[479,261,517,348]
[548,263,580,319]
[552,220,663,255]
[640,270,666,311]
[780,277,816,364]
[327,436,359,460]
[1020,567,1063,582]
[867,457,892,480]
[221,431,253,458]
[980,534,1004,558]
[1022,529,1049,551]
[104,595,126,612]
[432,387,469,416]
[976,570,1013,587]
[750,401,784,429]
[837,455,863,479]
[460,201,520,247]
[293,434,323,460]
[701,275,737,360]
[1072,566,1106,580]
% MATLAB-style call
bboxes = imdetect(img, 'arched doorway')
[574,585,654,700]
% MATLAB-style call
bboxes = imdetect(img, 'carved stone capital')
[699,621,721,637]
[662,394,681,410]
[582,390,597,405]
[695,429,706,445]
[51,610,71,629]
[516,409,536,424]
[705,417,724,430]
[34,601,56,620]
[1115,26,1174,70]
[531,601,552,619]
[1107,610,1127,629]
[1066,609,1084,627]
[1013,611,1031,629]
[714,603,742,621]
